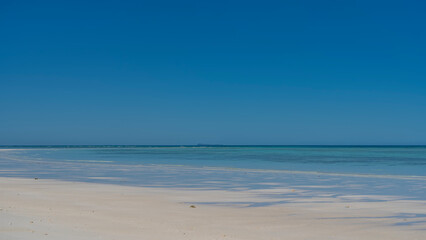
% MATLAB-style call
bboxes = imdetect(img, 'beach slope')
[1,177,425,240]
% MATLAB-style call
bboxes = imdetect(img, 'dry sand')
[1,177,425,240]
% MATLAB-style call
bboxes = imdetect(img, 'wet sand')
[1,177,425,239]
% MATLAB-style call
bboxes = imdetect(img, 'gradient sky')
[1,0,426,145]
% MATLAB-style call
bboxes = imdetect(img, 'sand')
[1,177,425,240]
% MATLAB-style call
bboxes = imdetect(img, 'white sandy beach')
[1,177,425,240]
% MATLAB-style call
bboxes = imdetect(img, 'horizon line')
[1,144,426,147]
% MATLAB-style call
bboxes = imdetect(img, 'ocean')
[1,146,426,205]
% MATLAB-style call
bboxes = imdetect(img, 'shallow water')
[2,146,426,175]
[1,146,426,203]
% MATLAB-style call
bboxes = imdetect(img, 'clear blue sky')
[1,0,425,145]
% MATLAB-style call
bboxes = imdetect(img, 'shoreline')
[2,150,426,181]
[1,177,425,239]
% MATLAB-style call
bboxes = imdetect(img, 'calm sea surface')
[2,146,426,175]
[1,146,426,203]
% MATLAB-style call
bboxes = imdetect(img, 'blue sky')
[1,0,425,145]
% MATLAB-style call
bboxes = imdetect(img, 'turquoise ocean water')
[1,146,426,204]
